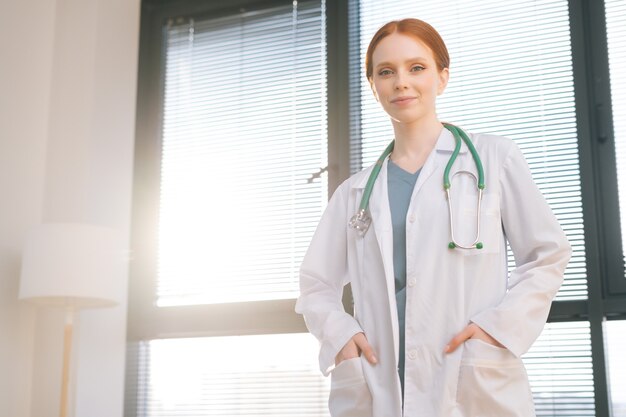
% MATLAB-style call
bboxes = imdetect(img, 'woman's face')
[369,32,449,124]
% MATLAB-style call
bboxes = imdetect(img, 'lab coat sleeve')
[470,140,572,357]
[295,181,364,376]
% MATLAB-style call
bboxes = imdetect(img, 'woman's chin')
[389,113,426,125]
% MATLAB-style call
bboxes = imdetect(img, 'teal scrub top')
[387,159,421,399]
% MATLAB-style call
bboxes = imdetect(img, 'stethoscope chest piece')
[348,209,371,236]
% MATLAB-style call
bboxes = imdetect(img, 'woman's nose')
[394,71,409,89]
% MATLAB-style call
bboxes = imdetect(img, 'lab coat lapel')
[410,126,462,200]
[412,149,438,199]
[367,157,399,363]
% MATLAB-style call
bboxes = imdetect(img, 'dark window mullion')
[326,0,351,194]
[571,0,624,298]
[569,0,614,414]
[326,0,354,314]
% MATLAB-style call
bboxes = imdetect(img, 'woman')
[295,18,571,417]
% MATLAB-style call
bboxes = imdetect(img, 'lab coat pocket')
[456,339,535,416]
[458,192,502,255]
[328,356,373,417]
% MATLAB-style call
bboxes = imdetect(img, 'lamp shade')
[20,223,125,309]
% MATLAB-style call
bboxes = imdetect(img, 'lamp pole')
[60,308,74,417]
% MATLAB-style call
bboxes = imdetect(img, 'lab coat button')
[408,278,416,287]
[409,214,416,223]
[408,350,417,360]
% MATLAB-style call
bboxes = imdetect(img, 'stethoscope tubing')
[443,124,485,191]
[349,123,486,249]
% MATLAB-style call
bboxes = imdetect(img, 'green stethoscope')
[348,123,486,250]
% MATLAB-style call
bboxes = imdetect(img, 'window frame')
[128,0,323,344]
[595,0,626,298]
[570,1,626,413]
[126,1,328,413]
[571,0,626,299]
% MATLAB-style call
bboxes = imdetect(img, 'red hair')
[365,18,450,80]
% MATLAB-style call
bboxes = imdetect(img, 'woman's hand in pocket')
[444,322,504,354]
[335,332,378,366]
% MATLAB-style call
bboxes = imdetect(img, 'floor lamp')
[19,223,124,417]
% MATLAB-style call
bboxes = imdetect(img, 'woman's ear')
[437,68,450,96]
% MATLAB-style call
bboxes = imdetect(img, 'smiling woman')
[296,17,571,417]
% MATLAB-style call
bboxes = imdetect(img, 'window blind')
[605,320,626,417]
[523,321,595,416]
[157,0,327,306]
[605,0,626,280]
[349,0,585,301]
[133,334,330,417]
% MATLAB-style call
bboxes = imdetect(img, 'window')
[351,0,584,299]
[128,0,626,415]
[158,2,328,306]
[127,1,328,415]
[605,320,626,417]
[524,321,594,415]
[133,333,329,416]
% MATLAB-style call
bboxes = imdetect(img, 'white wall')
[0,0,140,415]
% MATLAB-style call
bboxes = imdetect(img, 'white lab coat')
[295,127,572,417]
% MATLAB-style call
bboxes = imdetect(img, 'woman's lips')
[391,96,416,105]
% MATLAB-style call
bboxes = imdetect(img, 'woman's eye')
[378,69,392,76]
[411,65,425,72]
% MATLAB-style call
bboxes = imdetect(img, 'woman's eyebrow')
[375,57,429,69]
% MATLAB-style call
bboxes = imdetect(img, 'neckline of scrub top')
[388,158,421,184]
